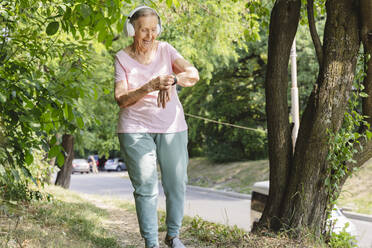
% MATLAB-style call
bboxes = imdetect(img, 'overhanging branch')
[307,0,323,67]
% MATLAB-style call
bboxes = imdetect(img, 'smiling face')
[133,15,159,52]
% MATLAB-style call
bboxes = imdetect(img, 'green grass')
[187,158,269,194]
[0,185,324,248]
[338,158,372,215]
[0,186,121,248]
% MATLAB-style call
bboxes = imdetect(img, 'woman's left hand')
[157,88,171,108]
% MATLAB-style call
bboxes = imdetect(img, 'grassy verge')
[0,185,321,248]
[0,186,122,248]
[187,157,372,215]
[187,158,269,194]
[338,158,372,215]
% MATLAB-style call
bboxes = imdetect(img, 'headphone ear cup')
[156,24,161,35]
[127,22,135,37]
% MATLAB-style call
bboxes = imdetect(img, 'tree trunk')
[259,0,301,229]
[360,0,372,127]
[55,134,74,189]
[258,0,361,237]
[349,0,372,170]
[258,0,301,231]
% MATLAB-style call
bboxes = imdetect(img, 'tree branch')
[307,0,323,67]
[360,0,372,128]
[345,0,372,172]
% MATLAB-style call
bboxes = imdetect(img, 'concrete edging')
[187,185,251,200]
[342,211,372,223]
[187,185,372,222]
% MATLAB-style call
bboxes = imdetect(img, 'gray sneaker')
[165,236,186,248]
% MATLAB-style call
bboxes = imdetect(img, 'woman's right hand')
[148,75,174,92]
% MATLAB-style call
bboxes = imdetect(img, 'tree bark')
[360,0,372,127]
[350,0,372,170]
[258,0,361,237]
[259,0,301,230]
[307,0,323,67]
[283,0,360,235]
[55,134,74,189]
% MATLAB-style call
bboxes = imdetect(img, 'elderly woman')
[114,5,199,248]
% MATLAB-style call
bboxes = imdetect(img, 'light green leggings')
[118,131,188,248]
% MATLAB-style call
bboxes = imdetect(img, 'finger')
[162,91,166,108]
[166,90,170,102]
[160,91,164,108]
[161,91,165,108]
[157,91,161,107]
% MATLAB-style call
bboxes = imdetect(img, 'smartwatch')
[172,76,178,85]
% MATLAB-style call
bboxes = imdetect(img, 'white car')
[104,158,126,172]
[72,159,90,174]
[250,180,358,237]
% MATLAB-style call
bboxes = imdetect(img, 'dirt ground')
[79,194,208,248]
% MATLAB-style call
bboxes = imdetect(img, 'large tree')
[257,0,372,237]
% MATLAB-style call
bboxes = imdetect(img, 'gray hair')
[130,8,159,27]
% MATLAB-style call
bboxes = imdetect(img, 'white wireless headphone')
[124,6,162,37]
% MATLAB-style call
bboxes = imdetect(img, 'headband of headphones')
[124,6,162,37]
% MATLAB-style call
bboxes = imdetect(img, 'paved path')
[69,172,251,230]
[69,172,372,248]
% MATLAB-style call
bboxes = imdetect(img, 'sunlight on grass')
[187,158,269,194]
[0,185,121,248]
[0,184,330,248]
[339,158,372,215]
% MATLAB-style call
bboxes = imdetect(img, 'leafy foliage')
[180,11,321,162]
[0,0,134,199]
[328,224,357,248]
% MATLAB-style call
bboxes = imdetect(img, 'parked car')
[72,159,90,174]
[250,180,358,237]
[104,158,126,172]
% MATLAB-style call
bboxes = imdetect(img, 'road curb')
[187,185,372,222]
[342,211,372,223]
[187,185,251,200]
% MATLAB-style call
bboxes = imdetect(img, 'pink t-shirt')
[114,41,188,133]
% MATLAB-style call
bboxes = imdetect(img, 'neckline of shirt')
[121,41,162,67]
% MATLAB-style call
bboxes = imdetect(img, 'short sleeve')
[166,43,183,63]
[114,56,127,83]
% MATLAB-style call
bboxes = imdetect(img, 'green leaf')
[11,169,20,181]
[98,30,106,43]
[76,116,84,129]
[172,0,180,7]
[166,0,172,8]
[366,130,372,140]
[48,145,61,158]
[0,92,6,103]
[63,103,69,120]
[63,6,72,20]
[325,177,330,187]
[0,164,5,175]
[50,135,57,146]
[57,152,65,166]
[359,92,369,98]
[25,152,34,165]
[95,118,102,125]
[68,105,74,121]
[46,21,60,36]
[79,4,92,18]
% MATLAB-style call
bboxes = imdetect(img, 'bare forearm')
[176,67,199,87]
[115,84,151,108]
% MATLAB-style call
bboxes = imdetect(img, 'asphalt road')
[69,172,372,248]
